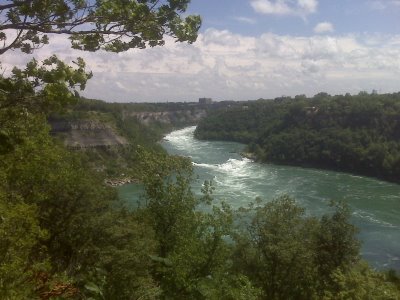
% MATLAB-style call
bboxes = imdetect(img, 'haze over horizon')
[3,0,400,102]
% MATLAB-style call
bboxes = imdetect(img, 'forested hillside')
[1,0,400,298]
[2,60,399,298]
[2,66,399,297]
[195,92,400,183]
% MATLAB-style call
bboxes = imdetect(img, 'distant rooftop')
[199,97,212,104]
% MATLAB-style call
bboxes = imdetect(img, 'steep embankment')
[50,120,128,149]
[195,92,400,183]
[50,103,207,149]
[124,110,206,126]
[49,99,208,178]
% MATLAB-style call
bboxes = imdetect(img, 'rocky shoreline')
[104,177,140,187]
[240,151,257,161]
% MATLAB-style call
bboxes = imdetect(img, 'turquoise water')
[120,126,400,270]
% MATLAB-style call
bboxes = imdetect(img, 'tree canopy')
[1,0,400,298]
[0,0,201,54]
[195,92,400,183]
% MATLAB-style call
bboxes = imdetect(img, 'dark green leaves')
[0,0,201,54]
[196,92,400,183]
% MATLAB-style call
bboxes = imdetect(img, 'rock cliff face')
[50,108,207,149]
[50,120,127,149]
[124,109,206,125]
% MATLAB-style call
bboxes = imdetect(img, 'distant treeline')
[68,97,213,114]
[195,92,400,183]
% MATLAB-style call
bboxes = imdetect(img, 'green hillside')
[195,92,400,183]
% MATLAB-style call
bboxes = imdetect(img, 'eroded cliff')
[50,120,127,149]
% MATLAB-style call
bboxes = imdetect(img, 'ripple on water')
[159,127,400,270]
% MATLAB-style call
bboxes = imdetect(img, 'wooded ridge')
[195,92,400,183]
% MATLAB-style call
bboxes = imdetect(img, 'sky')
[3,0,400,102]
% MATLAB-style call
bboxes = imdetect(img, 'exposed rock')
[50,120,128,149]
[49,108,208,150]
[240,151,257,161]
[124,109,207,125]
[104,177,140,187]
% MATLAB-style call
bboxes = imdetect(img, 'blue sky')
[188,0,400,36]
[3,0,400,102]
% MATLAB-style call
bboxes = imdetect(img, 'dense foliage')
[2,117,399,299]
[2,62,399,297]
[0,0,201,54]
[195,92,400,182]
[1,1,399,298]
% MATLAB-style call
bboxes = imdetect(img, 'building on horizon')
[199,97,212,104]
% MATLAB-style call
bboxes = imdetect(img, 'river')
[119,126,400,270]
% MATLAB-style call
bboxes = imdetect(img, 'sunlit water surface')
[119,126,400,270]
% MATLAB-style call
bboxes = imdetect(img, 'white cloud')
[368,0,400,10]
[3,29,400,102]
[251,0,292,15]
[250,0,318,16]
[368,0,386,10]
[314,22,335,34]
[202,29,242,47]
[234,16,257,24]
[298,0,318,13]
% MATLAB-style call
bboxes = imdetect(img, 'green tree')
[323,263,400,300]
[233,196,320,299]
[315,201,360,285]
[138,149,250,299]
[233,196,363,300]
[0,1,201,297]
[0,56,91,157]
[96,210,160,300]
[0,198,48,299]
[195,92,400,182]
[0,0,201,54]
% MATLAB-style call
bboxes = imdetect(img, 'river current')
[119,126,400,270]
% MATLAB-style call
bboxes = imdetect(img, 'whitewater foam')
[353,210,398,229]
[161,126,400,270]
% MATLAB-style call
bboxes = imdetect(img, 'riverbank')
[195,93,400,186]
[158,126,400,270]
[240,151,258,161]
[104,177,140,187]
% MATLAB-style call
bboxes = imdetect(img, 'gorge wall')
[122,109,207,126]
[50,120,128,149]
[49,108,207,149]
